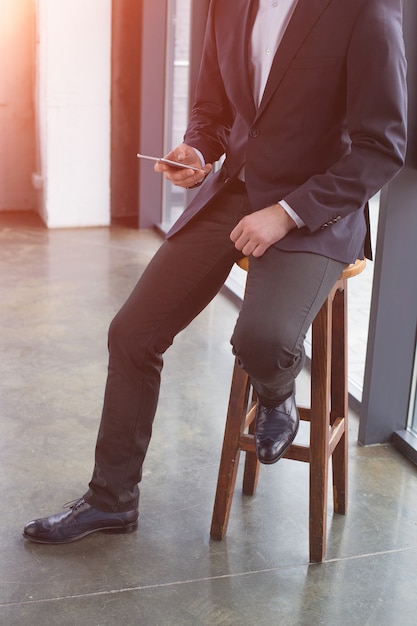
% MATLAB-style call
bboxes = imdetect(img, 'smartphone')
[136,153,201,172]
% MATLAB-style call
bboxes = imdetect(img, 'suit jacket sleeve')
[184,1,235,164]
[283,0,407,233]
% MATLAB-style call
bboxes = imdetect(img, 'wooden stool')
[210,258,366,562]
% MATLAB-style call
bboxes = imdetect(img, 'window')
[161,0,192,229]
[392,337,417,465]
[408,341,417,438]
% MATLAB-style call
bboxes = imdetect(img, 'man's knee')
[230,320,301,384]
[108,309,131,354]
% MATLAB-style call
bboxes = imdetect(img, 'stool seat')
[237,256,366,279]
[211,256,366,562]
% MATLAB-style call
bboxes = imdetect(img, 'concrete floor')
[2,213,417,625]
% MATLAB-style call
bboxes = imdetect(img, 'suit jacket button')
[249,128,259,138]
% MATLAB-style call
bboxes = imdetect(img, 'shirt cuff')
[279,200,305,229]
[190,147,205,168]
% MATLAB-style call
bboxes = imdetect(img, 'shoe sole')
[22,520,138,544]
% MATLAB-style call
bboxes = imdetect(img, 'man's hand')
[154,143,212,188]
[230,204,296,257]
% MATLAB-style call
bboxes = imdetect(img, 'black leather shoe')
[23,498,138,544]
[254,393,299,464]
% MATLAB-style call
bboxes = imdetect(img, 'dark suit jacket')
[167,0,407,263]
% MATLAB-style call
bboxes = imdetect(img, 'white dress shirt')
[251,0,299,107]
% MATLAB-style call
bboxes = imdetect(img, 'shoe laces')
[62,497,86,510]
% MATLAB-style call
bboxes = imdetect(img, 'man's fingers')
[230,222,244,244]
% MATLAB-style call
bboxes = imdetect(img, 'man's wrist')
[279,200,304,229]
[190,147,205,169]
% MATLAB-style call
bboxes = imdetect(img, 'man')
[24,0,407,543]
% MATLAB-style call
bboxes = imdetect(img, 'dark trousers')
[84,181,345,512]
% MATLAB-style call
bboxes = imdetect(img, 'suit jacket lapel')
[236,0,259,123]
[255,0,333,119]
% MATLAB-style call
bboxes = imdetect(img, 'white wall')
[36,0,112,227]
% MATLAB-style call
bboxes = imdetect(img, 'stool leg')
[242,415,260,495]
[211,358,251,540]
[309,294,333,562]
[330,283,348,514]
